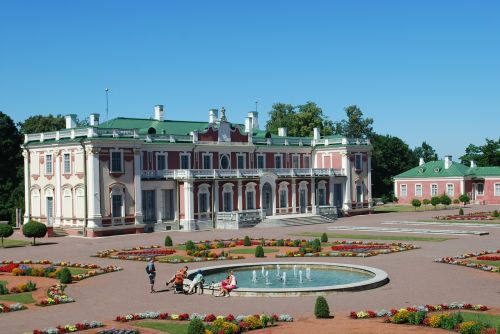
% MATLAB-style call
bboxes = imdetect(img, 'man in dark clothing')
[146,257,156,293]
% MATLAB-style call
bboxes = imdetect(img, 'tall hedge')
[22,220,47,246]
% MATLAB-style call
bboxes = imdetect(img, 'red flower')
[367,310,376,318]
[204,314,216,322]
[390,309,398,315]
[179,313,189,320]
[225,314,235,322]
[160,313,169,319]
[350,312,358,319]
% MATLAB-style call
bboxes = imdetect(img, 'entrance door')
[46,197,54,226]
[162,190,175,220]
[142,190,156,223]
[262,183,273,216]
[333,184,342,209]
[299,189,307,213]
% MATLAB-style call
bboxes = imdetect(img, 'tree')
[411,199,421,211]
[0,112,23,223]
[164,235,173,247]
[58,267,72,284]
[333,105,374,138]
[185,240,195,252]
[459,194,470,207]
[22,220,47,245]
[321,233,328,243]
[265,103,295,135]
[314,296,331,318]
[18,114,66,134]
[460,138,500,167]
[430,196,441,209]
[243,236,251,246]
[423,199,431,206]
[440,194,451,208]
[255,245,265,258]
[371,134,418,197]
[0,224,14,247]
[413,141,438,162]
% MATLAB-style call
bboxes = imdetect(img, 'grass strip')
[134,321,189,334]
[229,247,279,254]
[295,232,452,242]
[458,312,500,328]
[0,291,35,304]
[1,239,31,248]
[67,267,91,275]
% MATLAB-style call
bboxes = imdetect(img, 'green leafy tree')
[423,199,431,206]
[320,233,328,243]
[411,199,421,211]
[459,194,470,207]
[460,138,500,167]
[255,245,265,258]
[440,194,451,208]
[22,220,47,245]
[0,224,14,247]
[18,114,66,134]
[413,141,438,162]
[265,103,295,135]
[333,105,374,138]
[314,296,331,318]
[430,196,441,209]
[164,235,173,247]
[243,235,251,246]
[187,318,206,334]
[371,134,418,197]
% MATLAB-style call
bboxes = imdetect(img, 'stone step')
[52,227,69,237]
[255,215,334,228]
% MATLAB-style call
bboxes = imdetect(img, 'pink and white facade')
[23,106,372,237]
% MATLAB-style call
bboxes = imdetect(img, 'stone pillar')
[133,149,143,225]
[23,150,30,223]
[181,180,195,231]
[214,181,219,213]
[367,153,372,209]
[342,153,352,211]
[291,179,296,213]
[156,188,163,224]
[237,180,243,211]
[329,176,334,206]
[54,150,62,227]
[86,147,102,228]
[311,178,316,214]
[460,179,465,196]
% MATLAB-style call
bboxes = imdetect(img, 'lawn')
[158,255,192,262]
[468,259,500,268]
[295,232,452,242]
[1,239,31,248]
[229,247,279,254]
[134,321,189,334]
[67,267,91,275]
[373,205,459,213]
[459,312,500,328]
[420,219,500,224]
[0,291,36,304]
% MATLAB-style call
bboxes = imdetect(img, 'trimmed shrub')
[440,194,452,207]
[58,267,72,284]
[314,296,330,318]
[423,199,431,206]
[187,318,206,334]
[430,196,441,209]
[459,208,464,216]
[408,311,427,325]
[453,198,460,204]
[22,220,47,246]
[320,233,328,243]
[185,240,195,252]
[312,239,322,252]
[243,236,251,246]
[459,194,470,206]
[164,235,173,247]
[492,210,499,218]
[0,224,14,247]
[277,239,285,246]
[0,282,8,295]
[411,199,421,211]
[255,245,265,258]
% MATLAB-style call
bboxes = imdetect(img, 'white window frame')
[274,154,283,169]
[292,154,300,169]
[110,150,123,173]
[222,183,234,212]
[220,153,231,169]
[400,184,408,198]
[180,153,191,169]
[317,180,327,205]
[245,182,257,210]
[197,183,211,218]
[156,153,167,171]
[476,183,484,196]
[303,155,311,168]
[110,185,125,218]
[63,153,71,174]
[431,184,438,197]
[256,154,266,169]
[446,183,454,197]
[355,153,363,171]
[236,153,246,169]
[45,154,53,175]
[202,153,213,169]
[415,184,422,197]
[278,181,289,209]
[494,183,500,196]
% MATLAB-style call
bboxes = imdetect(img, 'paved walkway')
[1,205,499,333]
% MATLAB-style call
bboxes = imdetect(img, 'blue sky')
[1,0,499,160]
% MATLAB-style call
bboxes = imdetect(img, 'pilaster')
[86,147,102,228]
[237,180,243,211]
[367,153,372,209]
[133,149,143,225]
[23,150,30,223]
[54,149,62,227]
[311,178,316,214]
[291,178,296,213]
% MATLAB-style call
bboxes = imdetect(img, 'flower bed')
[0,302,26,313]
[434,250,500,273]
[0,279,36,294]
[435,211,498,221]
[350,303,489,319]
[476,255,500,261]
[37,284,75,306]
[97,330,139,334]
[116,248,176,257]
[0,260,122,281]
[31,320,103,334]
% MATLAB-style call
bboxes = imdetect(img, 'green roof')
[395,160,500,179]
[99,117,211,135]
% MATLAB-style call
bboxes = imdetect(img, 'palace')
[22,106,372,237]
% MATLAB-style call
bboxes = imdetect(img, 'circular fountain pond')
[187,262,388,297]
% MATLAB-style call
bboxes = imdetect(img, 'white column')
[342,153,352,211]
[54,150,62,227]
[133,149,143,225]
[272,183,277,216]
[23,150,30,223]
[291,179,296,213]
[182,180,195,231]
[460,179,465,195]
[367,153,372,209]
[311,178,316,214]
[174,184,179,222]
[214,181,219,213]
[329,176,334,206]
[156,188,163,223]
[237,180,243,211]
[86,147,102,228]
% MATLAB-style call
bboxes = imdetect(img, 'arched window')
[75,186,85,221]
[62,186,73,221]
[44,187,55,225]
[110,184,125,218]
[317,181,327,206]
[198,183,211,218]
[278,182,289,209]
[245,182,256,210]
[222,183,234,212]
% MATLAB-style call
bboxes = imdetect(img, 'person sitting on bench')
[187,269,204,294]
[218,270,237,297]
[167,266,188,293]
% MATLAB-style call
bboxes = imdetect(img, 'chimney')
[244,117,252,133]
[154,105,164,121]
[209,109,218,124]
[419,157,425,166]
[313,128,320,140]
[65,114,77,129]
[219,107,227,122]
[247,111,259,130]
[89,113,100,126]
[470,160,476,168]
[278,127,287,137]
[444,155,452,169]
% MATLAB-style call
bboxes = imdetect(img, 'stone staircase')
[52,227,69,237]
[254,214,335,228]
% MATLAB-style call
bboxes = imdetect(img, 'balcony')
[141,168,346,180]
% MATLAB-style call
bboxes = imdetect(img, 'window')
[180,154,190,169]
[415,184,422,197]
[280,189,287,208]
[495,183,500,196]
[447,184,454,197]
[477,183,484,195]
[45,154,53,174]
[199,193,208,213]
[112,194,123,217]
[431,184,438,196]
[303,155,310,168]
[355,154,363,171]
[63,153,71,174]
[202,154,212,169]
[257,155,265,169]
[157,154,166,171]
[275,154,282,168]
[292,155,299,168]
[111,151,123,172]
[198,184,210,216]
[237,154,245,169]
[223,192,232,212]
[400,184,407,197]
[246,191,255,209]
[220,154,230,169]
[318,181,327,205]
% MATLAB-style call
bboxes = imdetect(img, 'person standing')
[146,257,156,293]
